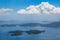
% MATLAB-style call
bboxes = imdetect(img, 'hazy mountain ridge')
[0,22,60,28]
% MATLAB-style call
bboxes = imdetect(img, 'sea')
[0,20,60,40]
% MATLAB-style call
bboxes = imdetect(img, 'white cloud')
[0,8,13,13]
[17,2,60,14]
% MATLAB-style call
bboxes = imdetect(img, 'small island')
[8,30,45,36]
[26,30,45,34]
[8,30,23,36]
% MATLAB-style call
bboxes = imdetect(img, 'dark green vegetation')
[0,22,60,27]
[8,30,45,36]
[8,30,23,36]
[26,30,45,34]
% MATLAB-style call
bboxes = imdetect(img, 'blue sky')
[0,0,60,21]
[0,0,60,10]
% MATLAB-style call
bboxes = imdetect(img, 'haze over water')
[0,0,60,40]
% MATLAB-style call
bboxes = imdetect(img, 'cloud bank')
[17,2,60,14]
[0,8,13,13]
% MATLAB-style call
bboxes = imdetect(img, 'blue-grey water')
[0,21,60,40]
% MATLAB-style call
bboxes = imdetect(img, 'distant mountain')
[40,22,60,27]
[20,22,60,27]
[0,22,60,28]
[20,23,41,26]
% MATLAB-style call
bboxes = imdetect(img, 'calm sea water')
[0,21,60,40]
